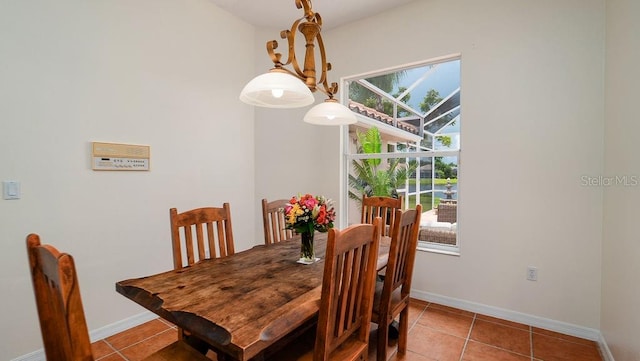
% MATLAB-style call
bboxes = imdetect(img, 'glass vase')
[299,229,318,264]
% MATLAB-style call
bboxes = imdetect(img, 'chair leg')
[397,308,409,354]
[377,320,390,361]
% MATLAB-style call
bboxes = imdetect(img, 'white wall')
[0,0,256,359]
[601,0,640,360]
[256,0,606,329]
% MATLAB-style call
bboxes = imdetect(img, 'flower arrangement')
[284,194,336,234]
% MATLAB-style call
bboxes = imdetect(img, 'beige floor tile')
[105,319,171,350]
[470,319,531,356]
[475,314,530,331]
[390,349,437,360]
[427,303,475,317]
[416,307,473,338]
[97,353,127,361]
[91,340,116,359]
[119,329,179,361]
[407,323,465,361]
[532,333,602,361]
[462,340,530,361]
[409,298,429,308]
[532,327,598,347]
[407,301,428,328]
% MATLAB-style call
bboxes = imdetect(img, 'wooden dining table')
[116,232,390,361]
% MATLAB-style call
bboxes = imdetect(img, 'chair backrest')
[262,198,294,245]
[436,202,457,223]
[361,195,403,236]
[314,218,382,361]
[379,205,422,314]
[170,204,235,270]
[27,233,94,361]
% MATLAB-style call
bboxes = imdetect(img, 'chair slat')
[361,195,403,237]
[170,204,235,269]
[262,198,294,245]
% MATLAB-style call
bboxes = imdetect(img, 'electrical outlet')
[527,267,538,281]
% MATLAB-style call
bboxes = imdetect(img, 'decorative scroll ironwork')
[265,0,339,99]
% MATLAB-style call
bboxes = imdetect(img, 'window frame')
[340,54,461,254]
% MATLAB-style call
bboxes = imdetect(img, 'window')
[342,55,461,253]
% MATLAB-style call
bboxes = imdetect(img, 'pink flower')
[301,194,317,209]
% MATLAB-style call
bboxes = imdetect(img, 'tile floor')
[90,299,603,361]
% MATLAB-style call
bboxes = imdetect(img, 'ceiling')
[207,0,416,30]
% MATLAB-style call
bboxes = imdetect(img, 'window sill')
[417,243,460,256]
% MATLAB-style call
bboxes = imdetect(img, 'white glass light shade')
[303,99,357,126]
[239,70,314,108]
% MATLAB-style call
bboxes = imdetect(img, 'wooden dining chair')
[169,204,236,350]
[26,233,210,361]
[361,195,403,237]
[262,198,294,245]
[266,218,382,361]
[371,205,421,361]
[170,203,235,270]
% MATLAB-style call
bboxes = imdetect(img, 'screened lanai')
[344,56,461,249]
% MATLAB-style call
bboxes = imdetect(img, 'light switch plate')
[3,181,20,200]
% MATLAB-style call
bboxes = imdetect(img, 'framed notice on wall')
[92,142,150,171]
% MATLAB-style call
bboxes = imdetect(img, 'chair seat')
[371,281,406,322]
[142,340,210,361]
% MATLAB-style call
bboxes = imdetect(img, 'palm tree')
[348,127,417,203]
[349,72,407,115]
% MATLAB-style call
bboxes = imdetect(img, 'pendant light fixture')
[239,0,356,126]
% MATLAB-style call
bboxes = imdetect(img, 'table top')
[116,233,389,361]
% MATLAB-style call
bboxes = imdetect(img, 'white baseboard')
[10,350,42,361]
[411,290,614,360]
[599,333,615,361]
[11,311,157,361]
